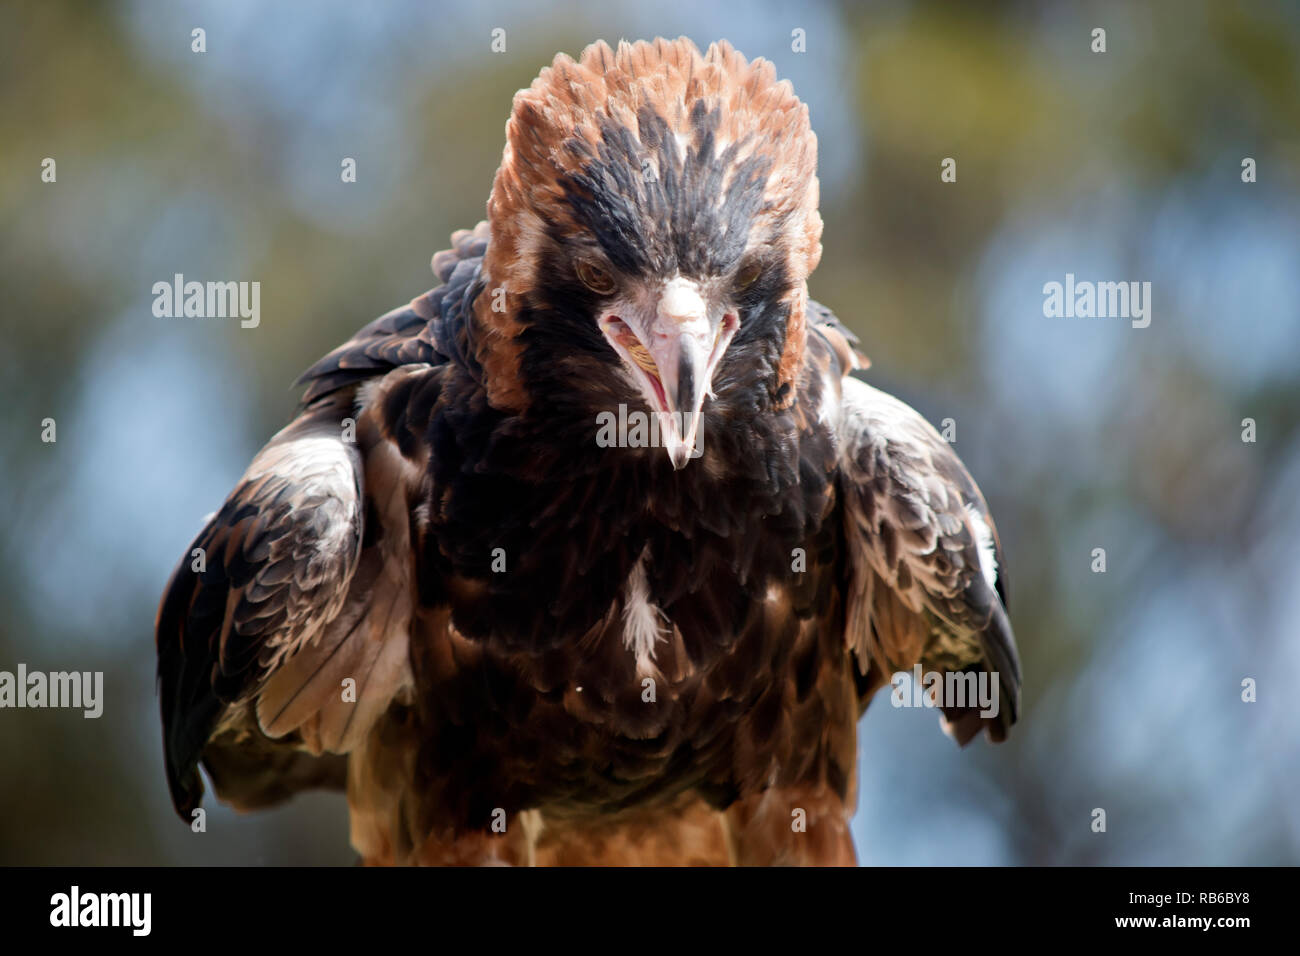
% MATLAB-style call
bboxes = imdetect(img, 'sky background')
[1,0,1298,864]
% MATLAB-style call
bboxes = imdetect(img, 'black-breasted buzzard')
[156,37,1020,865]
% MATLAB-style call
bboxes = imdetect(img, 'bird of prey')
[156,37,1020,866]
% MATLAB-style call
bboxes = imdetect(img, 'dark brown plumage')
[155,37,1020,865]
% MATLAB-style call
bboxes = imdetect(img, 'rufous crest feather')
[475,37,822,411]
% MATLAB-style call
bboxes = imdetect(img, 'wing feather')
[835,371,1021,743]
[157,225,481,819]
[155,397,365,815]
[155,368,434,817]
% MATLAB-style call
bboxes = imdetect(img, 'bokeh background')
[2,0,1298,865]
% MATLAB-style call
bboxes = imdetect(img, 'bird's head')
[476,38,822,469]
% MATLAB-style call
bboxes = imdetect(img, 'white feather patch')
[622,550,667,674]
[818,365,841,429]
[966,503,999,590]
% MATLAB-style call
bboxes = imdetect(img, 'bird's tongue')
[616,328,670,410]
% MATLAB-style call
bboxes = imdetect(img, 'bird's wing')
[829,355,1021,744]
[155,393,363,816]
[156,365,443,818]
[154,226,488,819]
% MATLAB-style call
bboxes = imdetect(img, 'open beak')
[600,279,738,469]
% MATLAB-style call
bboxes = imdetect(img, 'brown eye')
[576,259,617,295]
[735,261,762,292]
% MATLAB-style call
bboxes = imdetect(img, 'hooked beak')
[600,278,738,469]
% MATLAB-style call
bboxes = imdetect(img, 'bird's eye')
[735,261,762,292]
[575,259,617,295]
